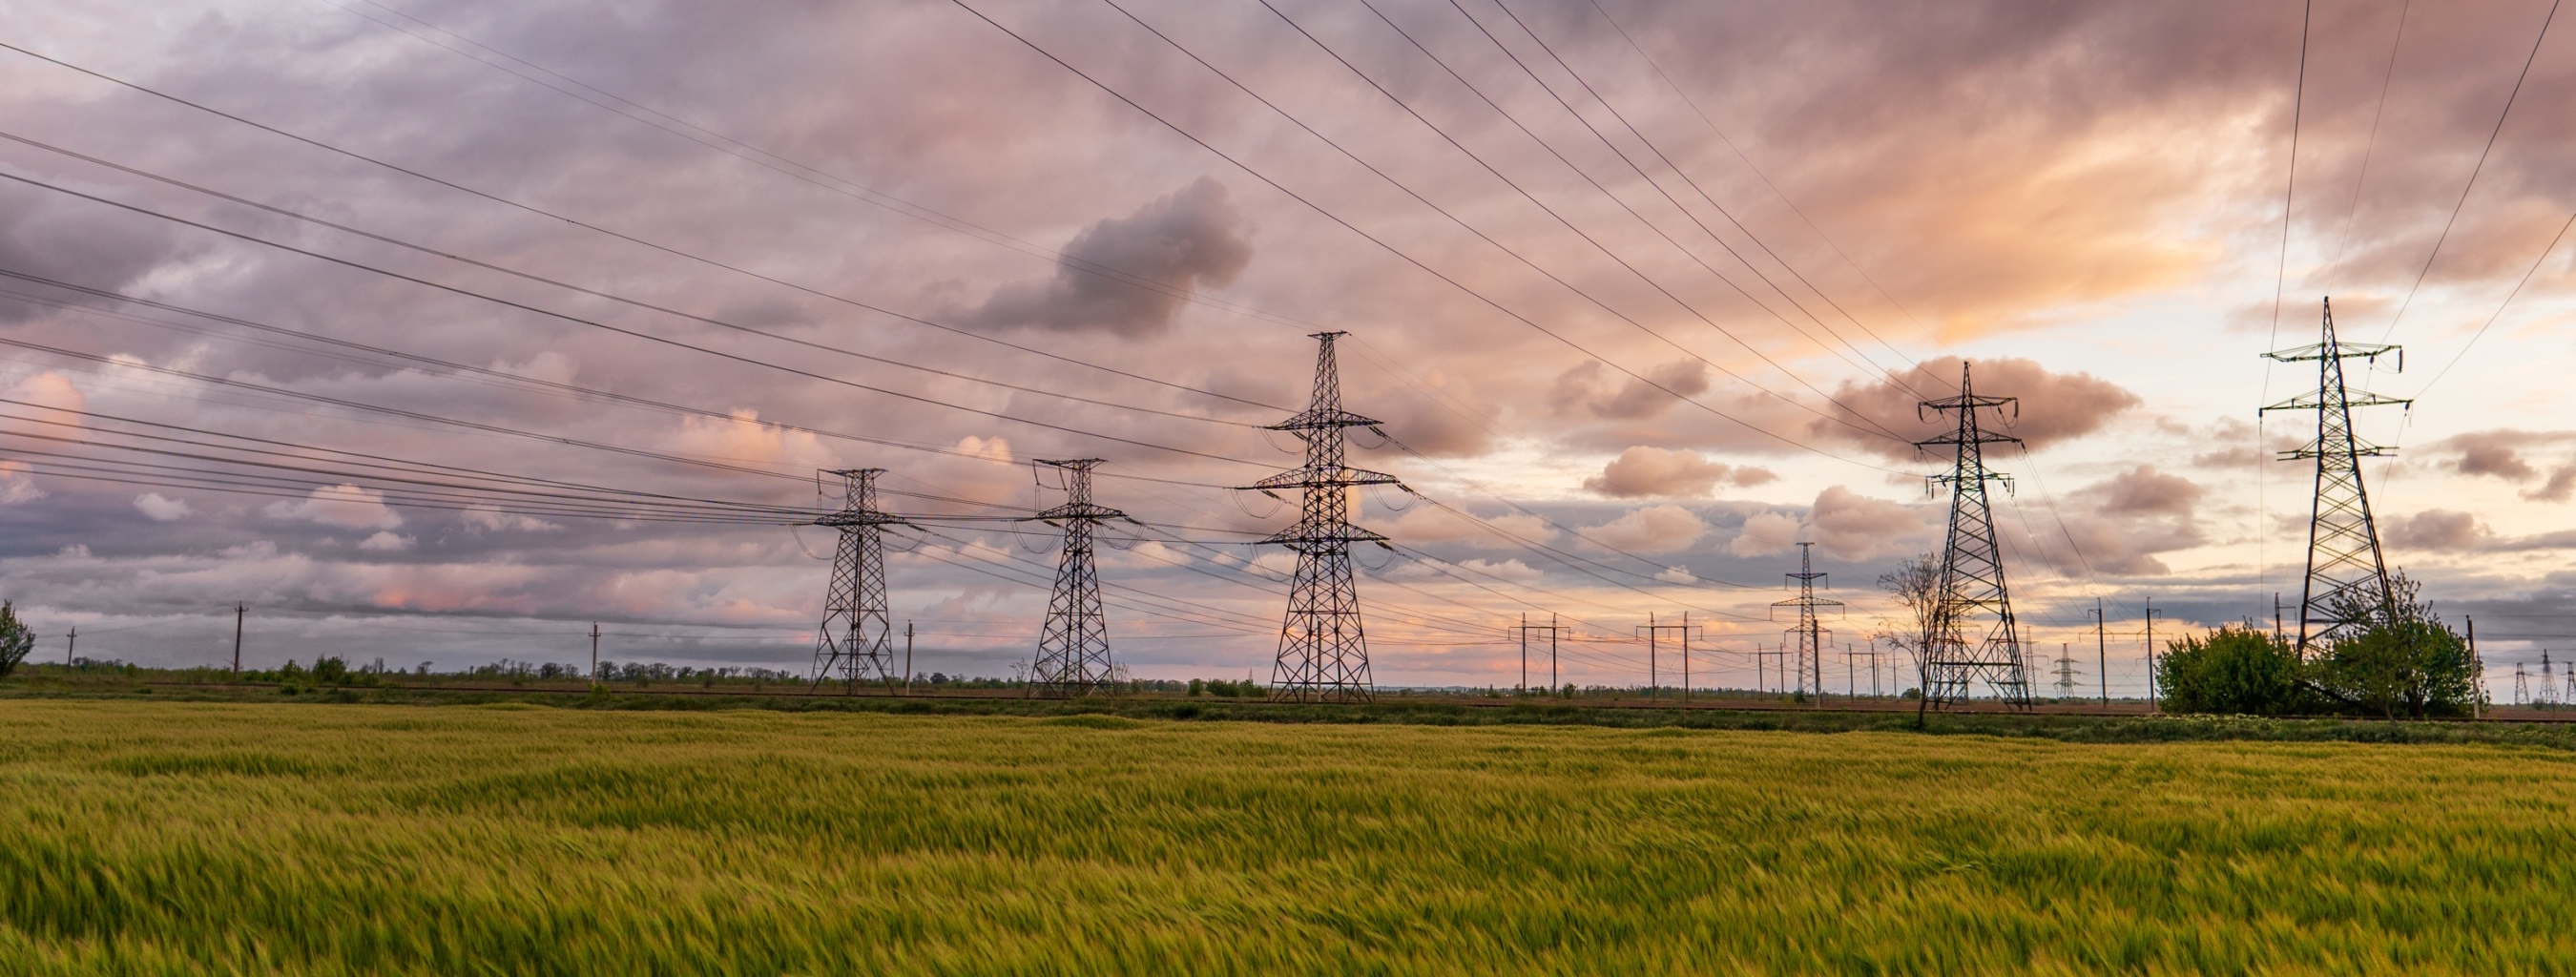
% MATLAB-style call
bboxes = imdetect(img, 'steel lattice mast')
[811,468,906,693]
[1245,332,1403,702]
[1916,363,2033,714]
[2261,299,2409,655]
[1773,542,1840,701]
[1028,458,1133,695]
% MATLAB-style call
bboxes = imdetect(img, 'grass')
[3,700,2574,974]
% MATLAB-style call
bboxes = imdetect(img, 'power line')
[311,0,1324,340]
[944,0,1904,474]
[2319,0,2415,292]
[2269,0,2315,344]
[0,39,1294,413]
[0,169,1270,468]
[2379,0,2562,341]
[1574,0,1929,368]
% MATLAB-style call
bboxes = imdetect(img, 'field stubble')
[1,700,2571,974]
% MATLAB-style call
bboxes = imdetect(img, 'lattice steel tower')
[1772,542,1839,699]
[1245,332,1402,702]
[1916,363,2033,714]
[811,468,906,693]
[1028,458,1133,696]
[2262,299,2408,655]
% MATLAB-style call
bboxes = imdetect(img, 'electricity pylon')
[1916,363,2032,715]
[2262,298,2409,655]
[1245,332,1403,702]
[2052,644,2081,700]
[1771,542,1840,701]
[811,468,906,693]
[1028,459,1136,696]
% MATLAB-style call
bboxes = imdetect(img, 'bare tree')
[1876,551,1942,688]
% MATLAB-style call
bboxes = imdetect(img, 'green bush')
[0,601,30,681]
[2159,626,2305,716]
[2306,573,2481,719]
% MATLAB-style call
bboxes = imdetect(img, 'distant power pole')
[1028,459,1133,696]
[590,622,600,681]
[1915,363,2032,717]
[904,621,915,695]
[2514,662,2528,707]
[64,628,73,667]
[2144,602,2165,712]
[1245,332,1402,703]
[2090,599,2109,710]
[232,602,245,675]
[1773,542,1841,705]
[2468,616,2486,717]
[1514,613,1564,694]
[811,468,908,694]
[1636,613,1695,699]
[2052,643,2080,700]
[2261,298,2408,655]
[1869,638,1882,697]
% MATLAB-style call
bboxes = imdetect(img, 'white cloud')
[265,484,403,530]
[1655,566,1694,584]
[356,530,414,552]
[1579,505,1708,554]
[134,492,192,521]
[462,506,562,533]
[5,372,85,430]
[1730,510,1802,557]
[0,461,41,505]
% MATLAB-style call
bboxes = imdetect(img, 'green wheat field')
[4,700,2573,974]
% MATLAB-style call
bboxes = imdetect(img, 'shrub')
[0,601,31,681]
[2306,573,2480,719]
[2158,626,2305,716]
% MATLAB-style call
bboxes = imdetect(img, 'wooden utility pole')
[590,622,601,682]
[904,621,915,695]
[231,603,244,675]
[65,628,74,667]
[2144,601,2164,712]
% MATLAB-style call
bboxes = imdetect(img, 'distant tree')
[1877,551,1942,681]
[0,601,31,680]
[2158,625,2305,716]
[2308,573,2478,719]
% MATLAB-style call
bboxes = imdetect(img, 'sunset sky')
[4,0,2574,693]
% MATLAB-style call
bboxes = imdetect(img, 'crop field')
[3,701,2574,974]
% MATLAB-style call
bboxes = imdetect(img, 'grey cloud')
[2095,465,2200,516]
[1550,360,1710,421]
[2454,432,2539,481]
[958,177,1252,339]
[1584,447,1773,498]
[2385,509,2491,552]
[2054,465,2206,575]
[0,188,184,322]
[2530,467,2576,503]
[1812,357,2141,461]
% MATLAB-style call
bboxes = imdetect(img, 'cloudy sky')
[4,0,2574,694]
